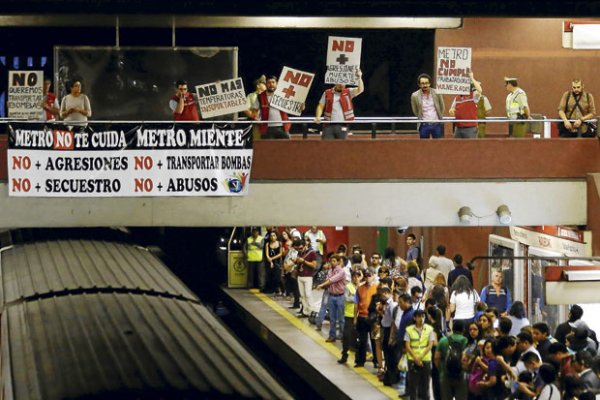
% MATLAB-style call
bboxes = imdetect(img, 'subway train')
[0,239,292,400]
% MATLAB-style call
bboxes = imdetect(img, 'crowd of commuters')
[245,227,600,400]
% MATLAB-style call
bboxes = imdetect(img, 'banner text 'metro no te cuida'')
[8,122,254,197]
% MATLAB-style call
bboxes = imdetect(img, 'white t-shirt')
[536,384,560,400]
[450,290,479,319]
[251,93,282,127]
[318,89,358,122]
[428,255,454,282]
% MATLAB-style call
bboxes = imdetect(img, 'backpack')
[445,336,464,379]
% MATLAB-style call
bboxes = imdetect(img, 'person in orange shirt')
[353,270,378,367]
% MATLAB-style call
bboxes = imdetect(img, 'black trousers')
[355,317,370,364]
[407,360,431,400]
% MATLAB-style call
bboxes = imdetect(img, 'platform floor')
[223,288,400,400]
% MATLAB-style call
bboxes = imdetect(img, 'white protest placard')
[195,77,247,118]
[8,70,43,119]
[270,67,314,116]
[436,47,472,95]
[325,36,362,85]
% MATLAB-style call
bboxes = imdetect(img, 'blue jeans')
[316,289,330,326]
[328,293,345,339]
[419,123,443,139]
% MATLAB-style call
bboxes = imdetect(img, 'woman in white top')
[507,300,531,336]
[449,275,479,325]
[60,80,92,124]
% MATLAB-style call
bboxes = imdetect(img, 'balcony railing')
[0,116,596,139]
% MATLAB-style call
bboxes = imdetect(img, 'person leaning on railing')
[557,78,596,138]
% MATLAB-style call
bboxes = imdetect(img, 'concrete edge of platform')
[222,287,397,400]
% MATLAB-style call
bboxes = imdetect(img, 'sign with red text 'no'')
[325,36,362,86]
[195,77,247,119]
[436,47,472,95]
[270,66,314,116]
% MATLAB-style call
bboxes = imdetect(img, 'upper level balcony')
[0,118,597,244]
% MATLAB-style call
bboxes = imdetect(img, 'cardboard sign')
[8,71,43,119]
[325,36,362,85]
[195,77,247,118]
[436,47,472,95]
[270,66,314,116]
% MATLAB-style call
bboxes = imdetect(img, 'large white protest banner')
[436,47,472,95]
[325,36,362,85]
[8,70,43,119]
[8,122,254,197]
[270,66,314,116]
[195,77,247,118]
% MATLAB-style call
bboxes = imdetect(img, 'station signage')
[8,122,253,197]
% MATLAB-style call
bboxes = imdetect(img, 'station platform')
[222,288,399,400]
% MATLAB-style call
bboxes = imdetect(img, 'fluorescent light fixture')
[563,270,600,281]
[496,204,512,225]
[457,206,473,225]
[0,15,463,29]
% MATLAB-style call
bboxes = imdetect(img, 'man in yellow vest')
[504,77,531,138]
[244,227,264,290]
[338,270,361,364]
[404,309,435,400]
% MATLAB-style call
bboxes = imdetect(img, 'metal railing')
[1,116,597,139]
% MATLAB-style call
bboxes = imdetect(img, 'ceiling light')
[457,206,472,225]
[496,204,512,225]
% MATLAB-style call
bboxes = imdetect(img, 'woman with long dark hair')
[60,79,92,124]
[427,305,444,400]
[508,300,531,336]
[449,275,479,327]
[265,231,283,294]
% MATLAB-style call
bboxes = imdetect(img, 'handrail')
[0,116,595,124]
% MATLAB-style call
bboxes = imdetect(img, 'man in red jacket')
[314,69,364,139]
[169,80,200,121]
[249,75,292,139]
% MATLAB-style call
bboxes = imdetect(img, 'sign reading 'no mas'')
[270,66,314,116]
[325,36,362,86]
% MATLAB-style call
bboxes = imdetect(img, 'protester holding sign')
[250,75,292,139]
[8,70,43,120]
[449,70,483,138]
[169,80,200,121]
[411,73,445,139]
[41,78,60,122]
[314,69,364,140]
[244,75,266,140]
[60,80,92,124]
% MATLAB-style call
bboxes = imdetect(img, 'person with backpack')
[436,319,469,400]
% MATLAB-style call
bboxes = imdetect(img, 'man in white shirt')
[426,244,454,290]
